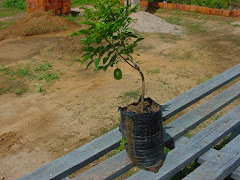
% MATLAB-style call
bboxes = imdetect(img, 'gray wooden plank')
[198,125,239,164]
[164,81,240,148]
[73,82,240,180]
[172,136,189,148]
[196,133,240,180]
[231,166,240,180]
[161,64,240,120]
[198,148,219,164]
[72,150,134,180]
[183,134,240,180]
[18,65,240,180]
[18,128,122,180]
[127,105,240,180]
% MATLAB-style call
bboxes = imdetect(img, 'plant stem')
[128,56,145,112]
[105,38,145,111]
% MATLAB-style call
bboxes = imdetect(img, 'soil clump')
[0,10,79,40]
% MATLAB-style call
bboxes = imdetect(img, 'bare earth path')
[0,10,240,179]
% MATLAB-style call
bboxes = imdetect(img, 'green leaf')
[134,37,144,43]
[82,21,96,27]
[83,47,94,52]
[86,60,94,69]
[94,66,104,71]
[130,3,139,13]
[96,37,102,44]
[125,32,138,38]
[81,54,90,64]
[70,32,79,37]
[79,7,87,10]
[103,57,109,64]
[109,54,117,67]
[106,44,112,51]
[94,58,101,67]
[78,29,89,35]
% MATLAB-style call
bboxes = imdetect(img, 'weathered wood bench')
[19,64,240,180]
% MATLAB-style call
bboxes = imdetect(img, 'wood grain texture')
[164,82,240,148]
[183,134,240,180]
[72,150,134,180]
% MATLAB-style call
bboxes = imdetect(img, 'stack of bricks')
[26,0,71,15]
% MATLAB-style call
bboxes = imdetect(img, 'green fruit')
[114,68,122,80]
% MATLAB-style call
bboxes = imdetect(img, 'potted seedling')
[71,0,165,172]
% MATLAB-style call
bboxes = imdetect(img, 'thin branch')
[105,38,135,69]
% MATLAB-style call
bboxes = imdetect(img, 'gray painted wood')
[164,81,240,148]
[173,136,189,148]
[196,134,240,180]
[72,82,240,180]
[161,64,240,120]
[127,105,240,180]
[183,134,240,180]
[18,64,240,180]
[18,128,122,180]
[197,148,219,164]
[72,150,134,180]
[231,166,240,180]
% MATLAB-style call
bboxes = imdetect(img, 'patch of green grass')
[14,88,24,95]
[0,61,61,95]
[197,74,212,84]
[37,86,46,93]
[170,161,200,180]
[156,8,233,25]
[213,134,231,150]
[1,0,26,9]
[147,68,160,74]
[164,16,182,25]
[34,61,52,71]
[184,131,194,138]
[0,20,15,30]
[175,51,193,61]
[164,147,171,154]
[185,21,208,34]
[232,24,240,27]
[64,14,83,24]
[72,0,97,6]
[158,33,182,44]
[0,12,11,17]
[0,6,25,15]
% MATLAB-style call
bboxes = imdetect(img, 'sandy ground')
[0,9,240,179]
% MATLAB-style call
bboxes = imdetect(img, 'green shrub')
[72,0,98,6]
[2,0,26,9]
[150,0,239,9]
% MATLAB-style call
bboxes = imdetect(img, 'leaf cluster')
[71,0,143,74]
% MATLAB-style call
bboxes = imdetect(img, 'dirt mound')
[53,36,84,55]
[130,12,182,34]
[0,10,79,40]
